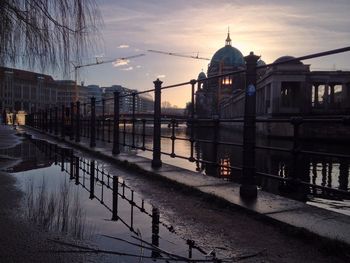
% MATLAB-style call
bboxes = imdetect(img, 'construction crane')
[72,53,145,102]
[148,49,210,61]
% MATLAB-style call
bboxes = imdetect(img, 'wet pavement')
[1,124,350,262]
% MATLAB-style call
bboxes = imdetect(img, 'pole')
[112,92,120,154]
[90,97,96,147]
[240,51,259,199]
[75,101,80,142]
[152,79,162,168]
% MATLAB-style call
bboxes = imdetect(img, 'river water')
[115,122,350,214]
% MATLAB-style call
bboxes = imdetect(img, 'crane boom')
[75,53,145,69]
[73,53,145,101]
[148,49,210,61]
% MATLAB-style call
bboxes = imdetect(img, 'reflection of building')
[0,67,57,113]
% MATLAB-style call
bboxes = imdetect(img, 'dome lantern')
[225,27,232,46]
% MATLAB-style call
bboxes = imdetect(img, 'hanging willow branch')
[0,0,102,75]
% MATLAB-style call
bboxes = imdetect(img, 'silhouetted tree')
[0,0,101,74]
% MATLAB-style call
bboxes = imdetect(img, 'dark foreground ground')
[0,160,99,263]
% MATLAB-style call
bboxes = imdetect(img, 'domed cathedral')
[195,30,246,117]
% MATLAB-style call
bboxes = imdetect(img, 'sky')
[73,0,350,107]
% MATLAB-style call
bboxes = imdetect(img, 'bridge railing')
[25,46,350,200]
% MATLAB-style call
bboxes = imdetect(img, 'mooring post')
[90,97,96,147]
[76,101,80,142]
[90,160,95,199]
[61,105,65,139]
[240,51,259,199]
[112,175,119,220]
[152,79,162,168]
[112,91,120,154]
[75,156,80,185]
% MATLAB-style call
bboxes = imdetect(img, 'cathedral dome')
[211,45,245,67]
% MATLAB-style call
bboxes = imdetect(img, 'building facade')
[0,67,57,113]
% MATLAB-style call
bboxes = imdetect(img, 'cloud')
[112,59,130,67]
[157,74,166,78]
[118,44,129,48]
[121,66,133,71]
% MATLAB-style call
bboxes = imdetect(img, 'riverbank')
[0,125,96,263]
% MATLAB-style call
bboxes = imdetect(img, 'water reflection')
[25,177,95,239]
[115,123,350,203]
[4,138,215,262]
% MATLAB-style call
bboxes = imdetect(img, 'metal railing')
[26,46,350,200]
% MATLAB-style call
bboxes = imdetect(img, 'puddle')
[3,138,215,262]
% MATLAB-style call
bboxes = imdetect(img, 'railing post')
[75,101,80,142]
[54,107,58,135]
[49,108,53,133]
[112,92,120,154]
[70,102,74,140]
[75,156,80,185]
[102,99,105,142]
[132,93,136,148]
[90,97,96,148]
[240,51,259,199]
[90,160,95,199]
[61,105,65,139]
[152,79,162,168]
[112,175,119,220]
[70,149,74,180]
[189,79,197,162]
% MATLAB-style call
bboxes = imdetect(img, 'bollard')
[90,97,96,147]
[112,176,119,220]
[112,92,120,154]
[240,51,259,199]
[75,156,80,185]
[152,79,162,168]
[75,101,80,142]
[89,160,95,199]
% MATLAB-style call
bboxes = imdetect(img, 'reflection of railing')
[33,139,211,260]
[26,46,350,200]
